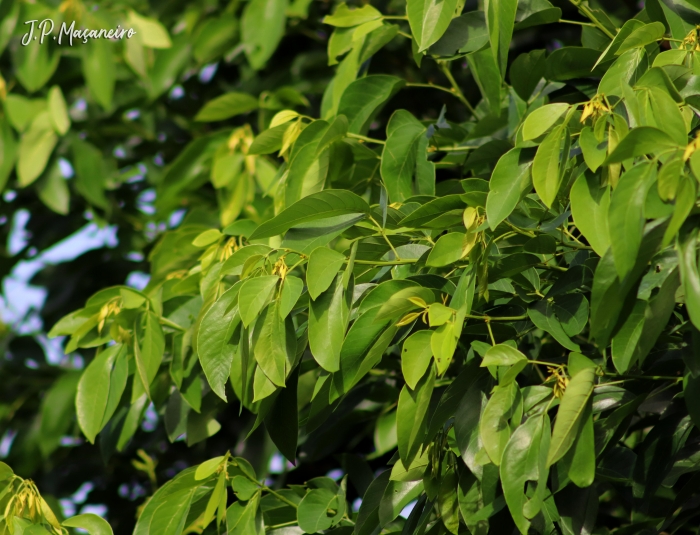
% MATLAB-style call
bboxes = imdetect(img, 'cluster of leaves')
[6,0,700,534]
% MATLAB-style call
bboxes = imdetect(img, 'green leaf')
[36,160,70,215]
[598,48,648,97]
[135,311,166,397]
[579,126,607,173]
[17,115,57,187]
[48,86,70,135]
[401,330,434,390]
[528,300,581,352]
[252,301,293,386]
[429,11,489,56]
[480,381,521,466]
[467,47,502,115]
[76,344,124,444]
[306,247,346,300]
[193,229,222,247]
[250,190,369,239]
[0,117,17,192]
[72,139,109,209]
[570,172,611,256]
[397,367,435,466]
[279,276,304,318]
[679,230,700,331]
[522,103,570,141]
[502,415,549,535]
[309,275,350,372]
[399,194,466,228]
[83,38,115,110]
[198,284,242,401]
[127,10,172,48]
[39,371,80,458]
[149,487,195,535]
[378,479,424,526]
[604,126,677,164]
[408,0,461,52]
[63,514,113,535]
[532,124,569,208]
[238,275,279,327]
[481,344,527,367]
[337,75,405,135]
[297,488,338,533]
[616,21,665,55]
[431,322,458,375]
[426,232,468,267]
[195,456,225,480]
[485,0,518,73]
[608,163,655,279]
[486,147,533,229]
[323,2,382,27]
[547,367,596,467]
[381,110,427,202]
[227,494,264,535]
[194,92,259,122]
[242,0,288,69]
[566,401,595,488]
[510,49,547,100]
[264,366,299,462]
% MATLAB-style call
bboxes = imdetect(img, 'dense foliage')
[4,0,700,534]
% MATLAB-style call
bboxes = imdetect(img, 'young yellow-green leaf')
[408,0,461,52]
[532,124,569,208]
[323,2,382,27]
[76,344,124,444]
[401,330,434,390]
[522,103,570,141]
[547,367,596,467]
[17,115,57,187]
[309,275,350,372]
[480,381,521,466]
[127,10,172,48]
[194,92,259,122]
[36,160,70,215]
[48,86,70,135]
[195,456,226,480]
[426,232,468,267]
[481,344,527,367]
[570,172,611,257]
[63,514,113,535]
[198,285,242,401]
[239,275,279,327]
[192,228,222,247]
[431,322,458,375]
[307,246,346,300]
[428,303,453,327]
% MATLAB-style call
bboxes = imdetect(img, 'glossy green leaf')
[532,124,569,208]
[522,103,570,141]
[408,0,461,52]
[547,367,596,467]
[397,366,435,466]
[571,172,611,256]
[480,381,521,465]
[309,275,350,372]
[239,275,279,327]
[242,0,288,69]
[401,330,434,390]
[63,514,113,535]
[481,344,527,367]
[487,147,533,229]
[306,247,346,300]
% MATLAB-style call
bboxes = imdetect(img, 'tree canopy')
[3,0,700,535]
